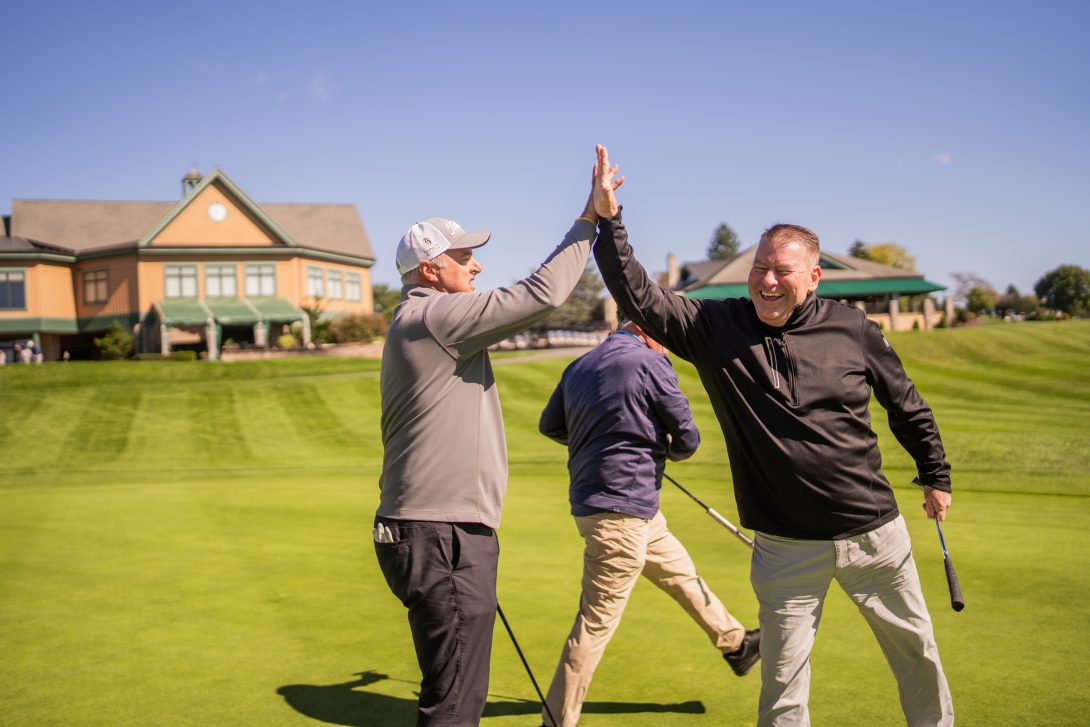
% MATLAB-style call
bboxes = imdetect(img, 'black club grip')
[944,556,965,612]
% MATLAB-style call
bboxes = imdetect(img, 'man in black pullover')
[589,148,953,727]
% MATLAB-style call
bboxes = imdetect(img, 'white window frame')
[245,264,277,297]
[327,269,343,300]
[0,268,27,310]
[205,263,238,298]
[165,264,198,298]
[307,266,324,299]
[345,272,361,302]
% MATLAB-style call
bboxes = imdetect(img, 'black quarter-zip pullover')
[594,211,951,540]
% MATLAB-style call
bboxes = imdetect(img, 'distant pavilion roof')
[679,246,946,300]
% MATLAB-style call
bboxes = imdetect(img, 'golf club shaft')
[496,603,558,727]
[935,519,965,612]
[663,473,754,549]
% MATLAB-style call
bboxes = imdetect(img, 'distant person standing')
[18,342,31,364]
[29,340,43,364]
[538,315,760,727]
[0,347,6,366]
[13,342,22,364]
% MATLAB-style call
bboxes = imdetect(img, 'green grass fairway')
[1,321,1089,726]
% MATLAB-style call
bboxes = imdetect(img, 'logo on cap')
[445,221,461,236]
[422,237,443,255]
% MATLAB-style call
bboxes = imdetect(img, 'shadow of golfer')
[278,671,705,725]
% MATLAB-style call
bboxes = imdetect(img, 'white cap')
[396,217,490,276]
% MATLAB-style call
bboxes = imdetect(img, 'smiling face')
[424,248,482,293]
[747,238,822,327]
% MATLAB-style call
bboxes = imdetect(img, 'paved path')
[491,346,595,365]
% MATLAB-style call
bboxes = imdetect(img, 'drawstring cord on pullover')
[764,337,781,389]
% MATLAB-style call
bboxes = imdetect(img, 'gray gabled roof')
[11,200,173,251]
[263,203,373,260]
[0,235,76,256]
[8,170,375,262]
[679,244,947,299]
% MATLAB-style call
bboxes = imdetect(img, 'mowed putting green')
[1,321,1088,726]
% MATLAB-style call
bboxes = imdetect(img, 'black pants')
[374,517,499,727]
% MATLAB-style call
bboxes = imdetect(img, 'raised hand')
[593,144,625,219]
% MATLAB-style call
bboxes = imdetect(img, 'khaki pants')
[543,510,745,727]
[751,515,953,727]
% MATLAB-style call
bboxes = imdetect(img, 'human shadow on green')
[277,671,705,725]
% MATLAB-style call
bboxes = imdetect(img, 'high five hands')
[581,145,625,223]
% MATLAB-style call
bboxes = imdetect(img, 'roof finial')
[182,166,203,197]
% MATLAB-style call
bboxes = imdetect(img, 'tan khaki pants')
[543,510,745,726]
[751,515,953,727]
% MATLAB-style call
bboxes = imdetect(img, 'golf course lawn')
[1,320,1088,726]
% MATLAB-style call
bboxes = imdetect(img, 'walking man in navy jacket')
[538,315,761,727]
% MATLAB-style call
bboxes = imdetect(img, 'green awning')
[685,284,750,300]
[249,297,306,323]
[154,297,307,326]
[204,298,261,325]
[155,299,211,326]
[815,277,946,297]
[684,277,946,300]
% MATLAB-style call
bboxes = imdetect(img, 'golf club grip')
[706,508,755,549]
[944,556,965,612]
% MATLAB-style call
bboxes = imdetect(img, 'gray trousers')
[751,515,953,727]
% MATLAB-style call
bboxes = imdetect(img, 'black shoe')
[723,628,761,676]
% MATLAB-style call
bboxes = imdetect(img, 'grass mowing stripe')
[0,321,1088,725]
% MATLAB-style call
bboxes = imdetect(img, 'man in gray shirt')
[374,146,624,726]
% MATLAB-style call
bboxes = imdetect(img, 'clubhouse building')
[671,246,950,331]
[0,168,375,360]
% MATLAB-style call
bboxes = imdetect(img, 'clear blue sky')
[3,1,1087,296]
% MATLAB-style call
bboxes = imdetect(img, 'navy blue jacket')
[539,331,701,519]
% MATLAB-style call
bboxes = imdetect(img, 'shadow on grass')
[278,671,705,725]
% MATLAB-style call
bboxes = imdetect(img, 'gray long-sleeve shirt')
[377,219,595,528]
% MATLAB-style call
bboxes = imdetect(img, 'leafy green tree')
[94,320,133,360]
[548,263,605,326]
[863,242,917,271]
[848,240,916,271]
[372,283,402,322]
[1034,264,1090,314]
[707,223,741,260]
[968,286,995,313]
[951,273,996,304]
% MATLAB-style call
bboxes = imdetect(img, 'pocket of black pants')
[375,525,424,607]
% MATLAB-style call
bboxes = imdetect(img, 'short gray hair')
[401,253,448,285]
[759,224,821,268]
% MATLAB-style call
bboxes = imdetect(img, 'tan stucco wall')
[0,262,76,320]
[75,255,139,320]
[134,255,371,311]
[150,182,279,247]
[296,260,374,314]
[867,312,944,332]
